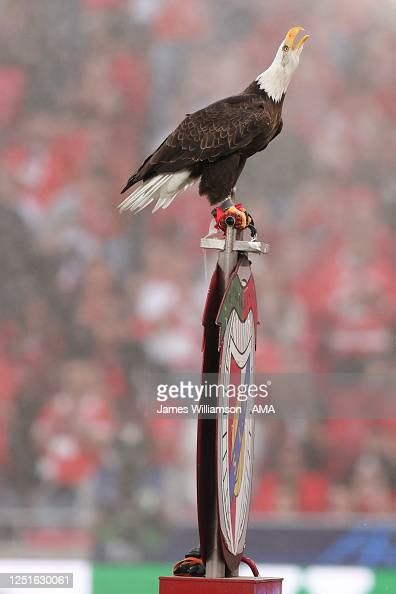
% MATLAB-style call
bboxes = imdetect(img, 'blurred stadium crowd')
[0,0,396,558]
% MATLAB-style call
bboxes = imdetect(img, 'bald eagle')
[120,26,309,214]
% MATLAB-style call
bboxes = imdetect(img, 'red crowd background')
[0,0,395,558]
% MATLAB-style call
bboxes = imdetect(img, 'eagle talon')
[212,203,254,234]
[248,222,257,239]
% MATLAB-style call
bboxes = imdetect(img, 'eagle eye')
[282,45,289,52]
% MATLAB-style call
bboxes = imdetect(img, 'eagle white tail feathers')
[119,171,193,214]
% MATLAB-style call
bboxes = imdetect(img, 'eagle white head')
[256,26,309,102]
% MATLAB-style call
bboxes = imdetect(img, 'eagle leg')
[211,203,256,238]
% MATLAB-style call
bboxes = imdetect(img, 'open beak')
[285,26,310,50]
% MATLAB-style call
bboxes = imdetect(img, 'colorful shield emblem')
[216,255,258,572]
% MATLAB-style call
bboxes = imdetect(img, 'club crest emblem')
[216,255,258,571]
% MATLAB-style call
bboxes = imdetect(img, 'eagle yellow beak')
[285,26,310,50]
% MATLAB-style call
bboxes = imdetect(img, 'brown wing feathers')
[121,95,272,194]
